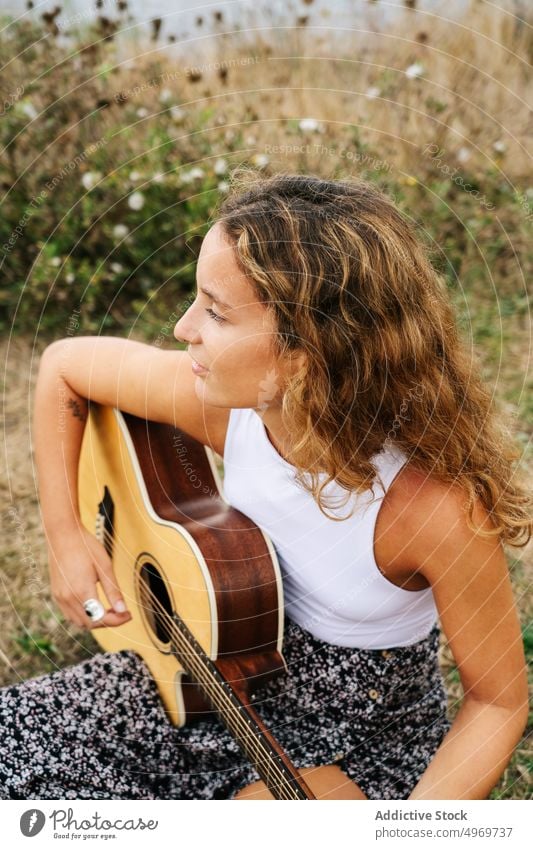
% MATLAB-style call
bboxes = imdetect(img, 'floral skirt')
[0,616,451,800]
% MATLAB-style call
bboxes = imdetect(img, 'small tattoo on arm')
[67,398,88,423]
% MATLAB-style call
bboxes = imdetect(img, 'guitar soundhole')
[138,560,173,647]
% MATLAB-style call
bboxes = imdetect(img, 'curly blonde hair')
[216,170,532,547]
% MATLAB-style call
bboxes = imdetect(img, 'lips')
[189,352,209,371]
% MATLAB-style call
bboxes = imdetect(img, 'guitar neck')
[170,613,315,800]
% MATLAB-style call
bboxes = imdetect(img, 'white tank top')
[221,407,438,649]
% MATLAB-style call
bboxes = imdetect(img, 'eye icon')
[20,809,46,837]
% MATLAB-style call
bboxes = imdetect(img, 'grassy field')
[0,1,531,798]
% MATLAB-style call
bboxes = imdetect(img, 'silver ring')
[83,598,105,622]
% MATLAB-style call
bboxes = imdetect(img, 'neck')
[253,406,295,464]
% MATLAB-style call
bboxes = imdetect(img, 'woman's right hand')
[47,524,132,630]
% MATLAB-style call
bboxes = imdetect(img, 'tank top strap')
[371,442,410,500]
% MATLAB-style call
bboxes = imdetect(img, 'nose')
[173,306,201,345]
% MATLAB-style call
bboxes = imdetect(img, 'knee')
[233,777,274,800]
[232,765,368,800]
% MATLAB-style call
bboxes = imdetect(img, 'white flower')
[50,256,61,267]
[170,105,185,121]
[493,139,507,154]
[136,107,149,119]
[129,170,142,181]
[151,172,164,183]
[365,86,381,99]
[180,167,204,183]
[456,147,471,163]
[127,191,145,210]
[65,273,75,284]
[81,171,102,190]
[405,62,425,79]
[218,181,229,193]
[251,153,269,168]
[110,262,124,274]
[298,118,322,132]
[245,134,257,145]
[21,101,38,120]
[112,224,130,239]
[214,158,228,175]
[224,129,236,143]
[159,88,173,103]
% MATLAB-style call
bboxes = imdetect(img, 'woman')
[0,172,530,800]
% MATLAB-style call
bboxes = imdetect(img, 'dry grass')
[130,1,532,178]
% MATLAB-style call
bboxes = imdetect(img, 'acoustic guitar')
[78,402,316,800]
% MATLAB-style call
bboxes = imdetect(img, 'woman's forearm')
[33,341,88,537]
[408,696,528,800]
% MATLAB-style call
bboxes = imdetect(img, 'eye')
[205,307,225,323]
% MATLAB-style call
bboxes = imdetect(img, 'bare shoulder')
[166,360,231,456]
[374,463,496,590]
[156,349,232,455]
[387,462,493,536]
[376,464,527,716]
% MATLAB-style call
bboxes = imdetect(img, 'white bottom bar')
[3,799,532,848]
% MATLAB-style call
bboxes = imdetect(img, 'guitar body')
[78,404,287,727]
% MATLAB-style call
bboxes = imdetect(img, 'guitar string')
[96,526,288,794]
[137,581,299,801]
[97,527,302,800]
[137,580,299,801]
[96,525,294,795]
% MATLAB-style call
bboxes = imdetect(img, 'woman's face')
[173,221,302,410]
